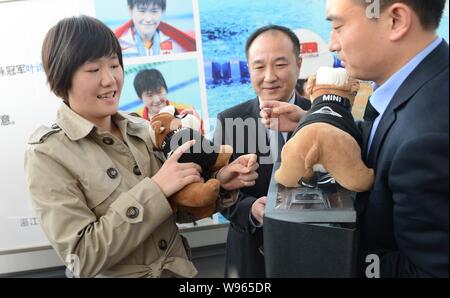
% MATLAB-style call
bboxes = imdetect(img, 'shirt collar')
[262,91,296,139]
[370,37,442,116]
[288,92,296,105]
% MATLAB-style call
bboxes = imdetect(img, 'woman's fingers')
[181,168,202,179]
[183,174,204,185]
[169,140,196,162]
[178,162,203,173]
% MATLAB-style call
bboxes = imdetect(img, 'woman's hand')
[152,140,204,197]
[259,101,306,132]
[216,154,259,191]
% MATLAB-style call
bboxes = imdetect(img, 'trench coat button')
[133,165,142,176]
[126,207,139,219]
[103,137,114,145]
[107,168,118,179]
[51,124,59,129]
[158,239,168,251]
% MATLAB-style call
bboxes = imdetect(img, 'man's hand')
[251,196,267,225]
[216,154,259,191]
[152,140,204,197]
[260,101,306,132]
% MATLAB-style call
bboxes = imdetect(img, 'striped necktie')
[270,130,285,163]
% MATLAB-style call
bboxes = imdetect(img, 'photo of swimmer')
[95,0,197,57]
[119,59,203,124]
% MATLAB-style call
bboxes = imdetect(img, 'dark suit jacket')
[356,40,449,278]
[214,94,310,278]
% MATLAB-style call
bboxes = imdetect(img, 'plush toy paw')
[177,203,217,222]
[168,180,219,221]
[170,180,220,208]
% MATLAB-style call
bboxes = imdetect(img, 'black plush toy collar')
[311,94,352,110]
[296,95,362,147]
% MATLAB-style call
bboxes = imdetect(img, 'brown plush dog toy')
[275,67,374,192]
[150,106,233,220]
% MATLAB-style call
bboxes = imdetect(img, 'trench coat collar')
[55,103,95,141]
[55,103,147,141]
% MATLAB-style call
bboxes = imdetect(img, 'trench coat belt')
[99,232,196,278]
[100,256,197,278]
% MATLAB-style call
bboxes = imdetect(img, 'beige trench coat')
[24,104,238,278]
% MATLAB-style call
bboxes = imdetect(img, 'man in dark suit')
[214,25,311,278]
[260,0,448,277]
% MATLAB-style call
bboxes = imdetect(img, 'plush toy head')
[306,67,360,106]
[275,67,374,193]
[150,106,233,221]
[150,105,202,149]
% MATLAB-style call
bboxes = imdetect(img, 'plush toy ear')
[149,120,165,147]
[306,74,316,101]
[159,105,176,115]
[152,120,165,134]
[170,118,183,131]
[180,114,202,132]
[349,77,360,96]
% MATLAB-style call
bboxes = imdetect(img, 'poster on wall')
[120,60,203,118]
[95,0,205,121]
[198,0,332,128]
[198,0,450,131]
[0,0,449,252]
[96,0,197,58]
